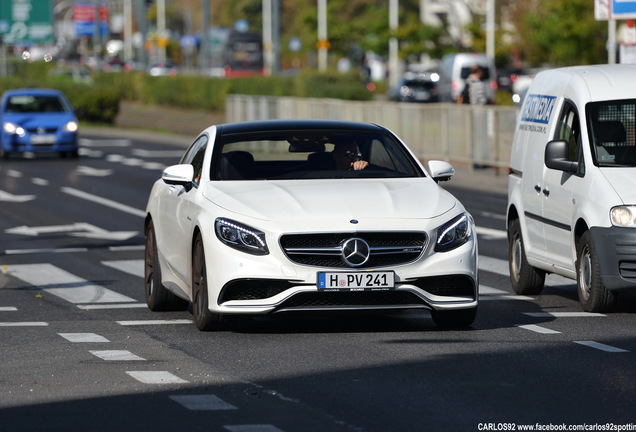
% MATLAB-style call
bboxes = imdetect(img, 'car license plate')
[30,134,56,145]
[317,271,394,291]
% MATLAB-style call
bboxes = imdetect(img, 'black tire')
[431,307,477,328]
[144,221,188,311]
[576,231,615,312]
[508,218,545,295]
[192,235,228,331]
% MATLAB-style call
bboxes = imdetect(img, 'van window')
[587,100,636,167]
[555,102,582,165]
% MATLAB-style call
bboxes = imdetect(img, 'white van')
[507,64,636,312]
[438,53,497,103]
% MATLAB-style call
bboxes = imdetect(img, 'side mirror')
[428,160,455,182]
[545,140,578,173]
[162,164,194,186]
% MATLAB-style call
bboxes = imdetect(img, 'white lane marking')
[7,170,22,178]
[61,187,146,218]
[0,190,36,202]
[523,312,606,318]
[102,260,144,278]
[169,395,238,411]
[80,138,131,147]
[6,263,136,304]
[574,341,629,353]
[479,285,507,295]
[224,425,285,432]
[6,222,137,241]
[117,319,193,326]
[59,333,110,343]
[132,149,184,158]
[0,307,18,311]
[475,226,507,240]
[31,178,49,186]
[91,350,146,361]
[515,324,561,334]
[76,166,113,177]
[109,245,145,252]
[0,322,48,326]
[478,255,509,276]
[480,295,534,301]
[5,247,88,255]
[78,303,146,310]
[126,371,188,384]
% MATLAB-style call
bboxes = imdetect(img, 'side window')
[554,102,584,174]
[180,135,208,184]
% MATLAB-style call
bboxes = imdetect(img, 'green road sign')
[0,0,53,44]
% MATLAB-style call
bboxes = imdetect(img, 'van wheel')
[144,221,188,311]
[576,231,615,312]
[508,218,545,295]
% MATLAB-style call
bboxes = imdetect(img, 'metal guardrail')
[226,94,519,172]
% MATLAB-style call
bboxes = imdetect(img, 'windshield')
[212,130,424,180]
[587,99,636,167]
[4,95,69,114]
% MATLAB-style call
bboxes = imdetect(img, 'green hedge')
[2,61,376,124]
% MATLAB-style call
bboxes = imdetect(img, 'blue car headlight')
[435,213,473,252]
[215,218,269,255]
[3,122,25,136]
[64,121,79,132]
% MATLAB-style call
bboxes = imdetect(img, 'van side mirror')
[544,140,578,173]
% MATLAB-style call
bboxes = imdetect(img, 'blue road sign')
[612,0,636,18]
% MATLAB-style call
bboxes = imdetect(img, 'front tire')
[508,218,545,295]
[192,234,229,331]
[144,220,188,311]
[576,231,615,312]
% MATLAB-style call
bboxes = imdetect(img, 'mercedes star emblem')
[341,237,370,267]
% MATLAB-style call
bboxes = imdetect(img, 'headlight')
[215,218,269,255]
[610,206,636,227]
[3,122,25,136]
[435,213,473,252]
[64,121,79,132]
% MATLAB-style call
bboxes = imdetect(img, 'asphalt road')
[1,128,635,432]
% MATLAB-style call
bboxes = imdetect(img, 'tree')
[509,0,607,66]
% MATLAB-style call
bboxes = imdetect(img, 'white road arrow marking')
[5,222,137,241]
[0,190,36,202]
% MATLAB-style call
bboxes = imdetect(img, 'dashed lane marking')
[117,319,193,326]
[61,187,146,218]
[574,341,629,353]
[126,371,188,384]
[0,322,48,326]
[169,394,238,411]
[515,324,561,334]
[523,312,606,318]
[59,333,110,343]
[0,307,18,311]
[78,303,146,310]
[90,350,146,361]
[102,259,144,278]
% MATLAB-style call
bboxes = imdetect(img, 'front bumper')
[2,132,78,153]
[206,235,478,315]
[590,226,636,291]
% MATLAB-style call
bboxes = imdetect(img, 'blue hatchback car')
[0,88,79,159]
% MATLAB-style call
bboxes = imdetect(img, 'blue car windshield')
[5,95,68,114]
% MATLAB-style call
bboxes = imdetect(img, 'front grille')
[276,290,427,310]
[280,232,427,269]
[26,128,57,133]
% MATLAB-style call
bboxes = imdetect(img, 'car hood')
[3,113,75,128]
[203,178,457,222]
[600,168,636,203]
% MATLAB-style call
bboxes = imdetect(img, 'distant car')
[0,88,79,159]
[144,119,478,331]
[148,61,178,77]
[393,71,440,103]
